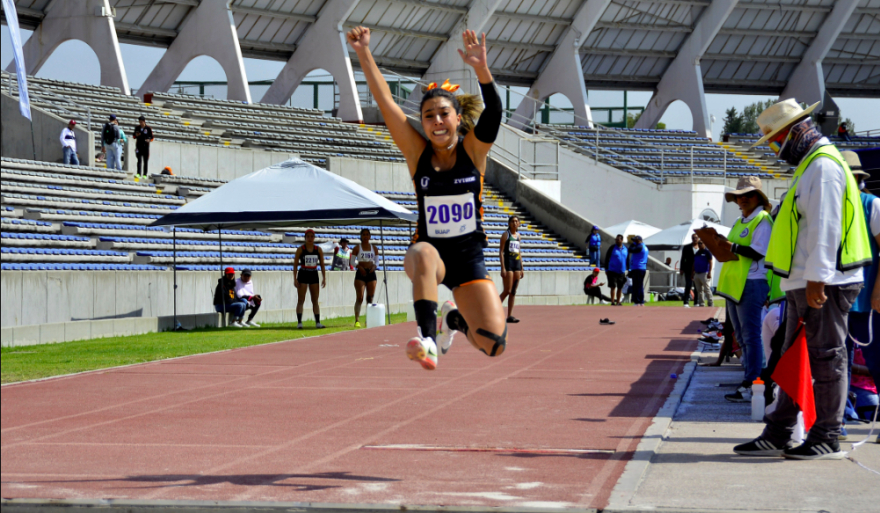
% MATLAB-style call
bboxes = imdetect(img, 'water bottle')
[751,378,765,421]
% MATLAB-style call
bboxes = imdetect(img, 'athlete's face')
[421,98,461,147]
[361,230,371,243]
[509,217,520,231]
[305,232,315,244]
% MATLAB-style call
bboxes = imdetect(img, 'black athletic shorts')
[297,269,319,285]
[605,271,626,289]
[355,269,377,283]
[505,258,522,272]
[433,242,490,289]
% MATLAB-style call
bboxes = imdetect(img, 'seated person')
[852,347,879,421]
[235,268,262,327]
[331,238,354,271]
[213,267,247,327]
[584,268,612,304]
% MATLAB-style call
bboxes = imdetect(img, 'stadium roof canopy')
[2,0,878,134]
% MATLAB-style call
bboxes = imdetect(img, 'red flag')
[771,320,816,431]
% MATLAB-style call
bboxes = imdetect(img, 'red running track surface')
[1,305,700,510]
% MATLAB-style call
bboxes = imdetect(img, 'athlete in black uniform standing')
[293,229,326,329]
[348,27,506,370]
[499,215,524,323]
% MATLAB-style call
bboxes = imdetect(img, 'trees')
[626,111,666,129]
[722,107,743,135]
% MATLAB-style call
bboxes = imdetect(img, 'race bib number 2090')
[424,193,476,238]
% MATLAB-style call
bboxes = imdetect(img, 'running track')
[1,306,700,510]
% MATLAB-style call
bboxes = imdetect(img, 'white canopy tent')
[603,220,662,241]
[643,219,731,251]
[151,158,418,327]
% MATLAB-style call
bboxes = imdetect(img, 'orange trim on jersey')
[457,278,493,288]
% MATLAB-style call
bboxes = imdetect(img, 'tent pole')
[219,226,226,325]
[173,226,177,330]
[381,220,390,326]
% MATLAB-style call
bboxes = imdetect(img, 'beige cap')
[752,98,821,147]
[841,150,868,178]
[725,176,770,209]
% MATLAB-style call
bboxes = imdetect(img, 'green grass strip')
[1,314,407,384]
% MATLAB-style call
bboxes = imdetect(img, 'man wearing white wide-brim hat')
[734,99,872,460]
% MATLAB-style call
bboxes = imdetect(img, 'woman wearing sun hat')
[715,175,773,404]
[734,99,872,461]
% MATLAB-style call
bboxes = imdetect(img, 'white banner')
[2,0,32,120]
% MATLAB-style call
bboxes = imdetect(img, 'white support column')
[635,0,738,139]
[780,0,859,106]
[136,0,251,102]
[261,0,362,122]
[6,0,130,94]
[508,0,610,130]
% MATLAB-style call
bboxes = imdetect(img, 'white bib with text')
[424,192,477,239]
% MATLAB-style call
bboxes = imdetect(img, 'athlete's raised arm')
[460,30,502,172]
[347,26,426,174]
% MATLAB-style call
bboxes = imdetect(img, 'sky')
[2,25,878,135]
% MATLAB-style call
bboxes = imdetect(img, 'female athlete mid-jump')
[348,27,507,370]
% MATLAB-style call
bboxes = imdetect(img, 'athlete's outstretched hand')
[347,26,371,52]
[457,30,488,70]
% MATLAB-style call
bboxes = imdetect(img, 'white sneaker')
[297,322,303,329]
[406,329,438,370]
[684,304,691,308]
[437,301,457,355]
[246,321,260,327]
[231,321,244,328]
[315,322,326,329]
[600,300,610,305]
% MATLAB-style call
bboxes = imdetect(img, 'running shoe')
[783,440,846,460]
[437,301,457,355]
[246,321,260,327]
[230,321,243,328]
[406,330,438,370]
[684,304,690,308]
[507,316,520,323]
[733,437,792,457]
[355,321,361,328]
[725,384,752,403]
[316,322,326,329]
[297,322,303,329]
[700,317,720,325]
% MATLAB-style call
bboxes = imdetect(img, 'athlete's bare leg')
[453,280,508,356]
[354,279,366,323]
[404,242,445,300]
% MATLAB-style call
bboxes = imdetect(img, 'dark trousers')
[682,273,693,305]
[245,302,261,321]
[136,147,150,176]
[762,284,861,445]
[585,287,612,302]
[630,269,646,304]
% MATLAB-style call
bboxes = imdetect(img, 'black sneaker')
[734,437,791,456]
[783,440,846,460]
[725,385,751,403]
[700,317,719,325]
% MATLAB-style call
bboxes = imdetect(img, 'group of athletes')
[285,27,523,370]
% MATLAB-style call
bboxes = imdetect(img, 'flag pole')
[380,220,390,326]
[29,119,36,161]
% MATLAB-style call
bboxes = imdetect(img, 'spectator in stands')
[135,115,154,179]
[213,267,246,328]
[735,99,871,459]
[587,226,602,267]
[60,120,79,166]
[680,234,698,307]
[715,176,772,403]
[584,268,611,304]
[837,122,852,143]
[693,239,714,307]
[665,257,673,266]
[627,235,648,306]
[330,238,353,271]
[604,234,628,305]
[235,269,262,327]
[102,115,123,170]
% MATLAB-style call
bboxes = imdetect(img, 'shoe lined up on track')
[733,437,793,457]
[783,440,846,460]
[437,301,457,355]
[406,330,438,370]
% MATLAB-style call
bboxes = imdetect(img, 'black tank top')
[504,230,521,261]
[299,245,320,270]
[412,137,486,249]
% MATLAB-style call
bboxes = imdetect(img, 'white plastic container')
[366,303,386,328]
[751,379,765,421]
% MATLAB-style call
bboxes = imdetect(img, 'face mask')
[859,181,866,191]
[768,130,792,158]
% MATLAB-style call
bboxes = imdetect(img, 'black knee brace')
[476,326,508,357]
[510,280,519,296]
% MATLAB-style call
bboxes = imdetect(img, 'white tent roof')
[643,219,731,251]
[603,220,661,241]
[152,158,418,230]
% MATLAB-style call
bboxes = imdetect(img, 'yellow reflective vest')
[717,211,771,304]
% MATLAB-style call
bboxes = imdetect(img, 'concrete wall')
[147,141,296,180]
[0,269,601,346]
[327,157,413,192]
[1,92,95,166]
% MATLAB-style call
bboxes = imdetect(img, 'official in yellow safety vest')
[734,99,870,461]
[715,176,773,403]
